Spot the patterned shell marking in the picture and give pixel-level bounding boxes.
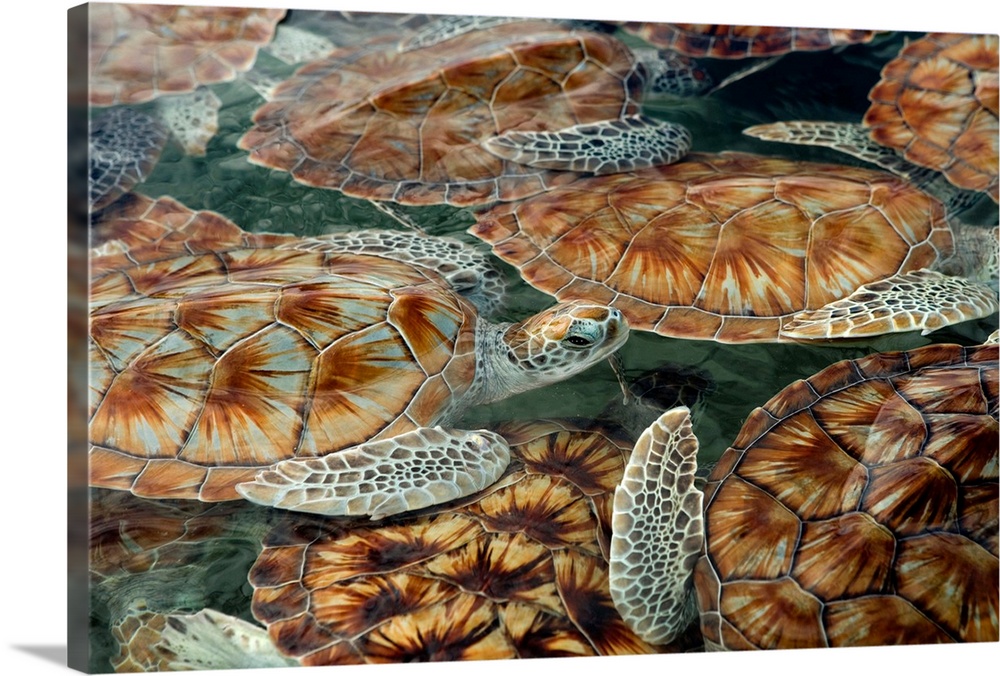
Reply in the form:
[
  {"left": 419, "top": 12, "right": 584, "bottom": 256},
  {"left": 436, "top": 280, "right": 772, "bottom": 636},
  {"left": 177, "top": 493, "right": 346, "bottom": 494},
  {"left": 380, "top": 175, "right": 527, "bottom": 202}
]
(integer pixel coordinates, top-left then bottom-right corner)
[
  {"left": 696, "top": 342, "right": 999, "bottom": 649},
  {"left": 470, "top": 152, "right": 954, "bottom": 343},
  {"left": 88, "top": 4, "right": 287, "bottom": 106},
  {"left": 864, "top": 33, "right": 999, "bottom": 202},
  {"left": 238, "top": 21, "right": 645, "bottom": 206},
  {"left": 88, "top": 195, "right": 478, "bottom": 502},
  {"left": 247, "top": 420, "right": 700, "bottom": 665}
]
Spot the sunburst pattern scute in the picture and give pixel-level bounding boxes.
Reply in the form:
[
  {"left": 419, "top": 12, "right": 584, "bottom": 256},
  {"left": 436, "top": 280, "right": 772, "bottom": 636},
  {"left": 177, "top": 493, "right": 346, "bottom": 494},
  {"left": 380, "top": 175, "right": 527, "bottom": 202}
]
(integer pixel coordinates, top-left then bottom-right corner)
[{"left": 700, "top": 343, "right": 999, "bottom": 648}]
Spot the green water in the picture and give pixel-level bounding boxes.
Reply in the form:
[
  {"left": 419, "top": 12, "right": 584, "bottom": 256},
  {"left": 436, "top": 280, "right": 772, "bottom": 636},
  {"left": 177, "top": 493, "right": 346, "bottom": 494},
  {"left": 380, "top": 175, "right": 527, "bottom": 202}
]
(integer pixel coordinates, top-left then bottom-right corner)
[{"left": 87, "top": 12, "right": 999, "bottom": 672}]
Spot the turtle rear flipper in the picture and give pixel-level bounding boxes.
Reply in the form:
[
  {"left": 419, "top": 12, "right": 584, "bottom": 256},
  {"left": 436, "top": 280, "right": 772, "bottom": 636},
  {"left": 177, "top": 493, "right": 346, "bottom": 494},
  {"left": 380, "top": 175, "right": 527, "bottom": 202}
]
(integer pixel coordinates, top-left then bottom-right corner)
[
  {"left": 483, "top": 115, "right": 691, "bottom": 175},
  {"left": 236, "top": 427, "right": 511, "bottom": 520},
  {"left": 780, "top": 269, "right": 999, "bottom": 340}
]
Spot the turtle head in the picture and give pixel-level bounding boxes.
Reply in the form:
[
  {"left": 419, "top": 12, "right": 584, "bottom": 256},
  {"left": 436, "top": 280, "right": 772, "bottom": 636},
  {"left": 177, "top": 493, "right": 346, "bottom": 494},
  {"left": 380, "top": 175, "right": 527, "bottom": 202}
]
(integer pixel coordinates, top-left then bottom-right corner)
[
  {"left": 485, "top": 300, "right": 629, "bottom": 400},
  {"left": 632, "top": 47, "right": 713, "bottom": 97}
]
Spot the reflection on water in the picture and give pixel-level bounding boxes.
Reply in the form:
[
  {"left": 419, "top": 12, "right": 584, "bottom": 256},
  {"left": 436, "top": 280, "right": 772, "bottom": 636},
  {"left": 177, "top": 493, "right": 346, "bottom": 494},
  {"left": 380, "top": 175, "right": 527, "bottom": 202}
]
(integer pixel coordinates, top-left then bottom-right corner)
[{"left": 75, "top": 5, "right": 999, "bottom": 672}]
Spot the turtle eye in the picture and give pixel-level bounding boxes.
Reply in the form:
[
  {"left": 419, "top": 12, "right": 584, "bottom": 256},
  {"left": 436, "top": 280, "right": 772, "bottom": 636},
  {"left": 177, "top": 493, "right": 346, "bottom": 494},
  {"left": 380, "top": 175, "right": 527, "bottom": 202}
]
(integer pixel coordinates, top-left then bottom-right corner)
[{"left": 565, "top": 335, "right": 594, "bottom": 348}]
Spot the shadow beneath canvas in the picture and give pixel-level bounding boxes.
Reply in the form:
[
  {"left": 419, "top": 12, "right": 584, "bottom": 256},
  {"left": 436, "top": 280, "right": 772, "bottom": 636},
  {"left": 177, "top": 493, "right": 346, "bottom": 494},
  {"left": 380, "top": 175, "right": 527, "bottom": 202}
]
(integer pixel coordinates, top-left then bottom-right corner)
[{"left": 10, "top": 644, "right": 66, "bottom": 667}]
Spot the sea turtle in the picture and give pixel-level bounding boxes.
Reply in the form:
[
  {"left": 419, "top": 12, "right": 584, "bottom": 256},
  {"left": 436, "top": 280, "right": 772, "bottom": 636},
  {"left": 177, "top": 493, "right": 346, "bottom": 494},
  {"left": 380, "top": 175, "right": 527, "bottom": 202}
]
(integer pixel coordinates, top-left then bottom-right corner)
[
  {"left": 610, "top": 340, "right": 999, "bottom": 648},
  {"left": 87, "top": 4, "right": 288, "bottom": 155},
  {"left": 91, "top": 364, "right": 716, "bottom": 670},
  {"left": 88, "top": 193, "right": 627, "bottom": 516},
  {"left": 618, "top": 23, "right": 877, "bottom": 59},
  {"left": 744, "top": 32, "right": 999, "bottom": 204},
  {"left": 238, "top": 20, "right": 693, "bottom": 207},
  {"left": 469, "top": 151, "right": 998, "bottom": 343},
  {"left": 87, "top": 3, "right": 286, "bottom": 106},
  {"left": 395, "top": 14, "right": 714, "bottom": 98}
]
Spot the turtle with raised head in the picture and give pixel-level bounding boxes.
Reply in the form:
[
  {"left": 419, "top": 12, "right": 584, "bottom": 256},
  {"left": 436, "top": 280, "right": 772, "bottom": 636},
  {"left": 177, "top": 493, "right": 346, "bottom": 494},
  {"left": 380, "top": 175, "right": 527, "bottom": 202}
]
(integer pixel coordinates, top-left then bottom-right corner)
[
  {"left": 89, "top": 193, "right": 627, "bottom": 517},
  {"left": 610, "top": 340, "right": 998, "bottom": 648},
  {"left": 91, "top": 365, "right": 715, "bottom": 670},
  {"left": 470, "top": 151, "right": 997, "bottom": 344},
  {"left": 238, "top": 19, "right": 693, "bottom": 207}
]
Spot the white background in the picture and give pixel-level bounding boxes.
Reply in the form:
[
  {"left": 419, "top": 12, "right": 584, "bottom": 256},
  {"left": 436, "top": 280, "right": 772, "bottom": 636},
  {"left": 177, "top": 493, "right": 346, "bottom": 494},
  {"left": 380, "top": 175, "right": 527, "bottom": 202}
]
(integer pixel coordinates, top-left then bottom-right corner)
[{"left": 2, "top": 0, "right": 997, "bottom": 673}]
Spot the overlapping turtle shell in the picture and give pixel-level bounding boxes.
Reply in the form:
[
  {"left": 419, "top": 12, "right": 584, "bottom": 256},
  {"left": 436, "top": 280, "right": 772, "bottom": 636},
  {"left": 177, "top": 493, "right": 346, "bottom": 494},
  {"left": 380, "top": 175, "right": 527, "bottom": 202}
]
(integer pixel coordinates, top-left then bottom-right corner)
[
  {"left": 247, "top": 420, "right": 699, "bottom": 665},
  {"left": 864, "top": 33, "right": 999, "bottom": 203},
  {"left": 470, "top": 151, "right": 954, "bottom": 343},
  {"left": 88, "top": 488, "right": 279, "bottom": 672},
  {"left": 238, "top": 21, "right": 645, "bottom": 206},
  {"left": 88, "top": 3, "right": 287, "bottom": 106},
  {"left": 695, "top": 342, "right": 999, "bottom": 649},
  {"left": 88, "top": 195, "right": 479, "bottom": 502},
  {"left": 620, "top": 23, "right": 876, "bottom": 58}
]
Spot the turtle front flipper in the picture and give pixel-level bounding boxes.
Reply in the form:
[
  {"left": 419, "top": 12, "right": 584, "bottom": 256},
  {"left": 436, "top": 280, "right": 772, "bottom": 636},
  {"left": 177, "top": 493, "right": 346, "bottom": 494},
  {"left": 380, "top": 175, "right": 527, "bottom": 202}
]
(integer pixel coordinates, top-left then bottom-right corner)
[
  {"left": 609, "top": 406, "right": 704, "bottom": 646},
  {"left": 483, "top": 114, "right": 691, "bottom": 175},
  {"left": 780, "top": 269, "right": 999, "bottom": 340},
  {"left": 236, "top": 427, "right": 511, "bottom": 520}
]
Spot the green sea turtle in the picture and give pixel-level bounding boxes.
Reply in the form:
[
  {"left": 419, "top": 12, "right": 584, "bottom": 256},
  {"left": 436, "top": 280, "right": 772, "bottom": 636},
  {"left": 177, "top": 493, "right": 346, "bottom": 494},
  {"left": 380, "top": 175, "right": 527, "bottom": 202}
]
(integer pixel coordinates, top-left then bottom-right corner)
[
  {"left": 88, "top": 194, "right": 627, "bottom": 517},
  {"left": 610, "top": 340, "right": 998, "bottom": 648},
  {"left": 238, "top": 19, "right": 693, "bottom": 207},
  {"left": 743, "top": 32, "right": 998, "bottom": 205},
  {"left": 618, "top": 23, "right": 877, "bottom": 59},
  {"left": 87, "top": 4, "right": 289, "bottom": 156},
  {"left": 90, "top": 364, "right": 716, "bottom": 670},
  {"left": 470, "top": 151, "right": 998, "bottom": 343}
]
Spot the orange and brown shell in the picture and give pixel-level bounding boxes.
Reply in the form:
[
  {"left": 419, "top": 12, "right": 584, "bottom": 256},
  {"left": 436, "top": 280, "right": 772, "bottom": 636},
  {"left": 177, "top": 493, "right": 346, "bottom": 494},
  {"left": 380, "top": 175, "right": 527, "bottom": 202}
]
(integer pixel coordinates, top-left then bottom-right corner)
[
  {"left": 238, "top": 21, "right": 645, "bottom": 207},
  {"left": 247, "top": 420, "right": 701, "bottom": 664},
  {"left": 88, "top": 4, "right": 286, "bottom": 106},
  {"left": 470, "top": 151, "right": 954, "bottom": 343},
  {"left": 88, "top": 194, "right": 479, "bottom": 502},
  {"left": 695, "top": 342, "right": 999, "bottom": 649},
  {"left": 864, "top": 33, "right": 999, "bottom": 203},
  {"left": 620, "top": 23, "right": 876, "bottom": 58}
]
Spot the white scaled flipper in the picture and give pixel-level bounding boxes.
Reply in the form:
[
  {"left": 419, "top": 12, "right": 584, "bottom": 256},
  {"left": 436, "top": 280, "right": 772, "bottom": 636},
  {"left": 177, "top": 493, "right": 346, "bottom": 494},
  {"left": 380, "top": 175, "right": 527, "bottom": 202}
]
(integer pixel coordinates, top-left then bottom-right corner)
[
  {"left": 483, "top": 115, "right": 691, "bottom": 175},
  {"left": 155, "top": 88, "right": 221, "bottom": 156},
  {"left": 609, "top": 406, "right": 704, "bottom": 645},
  {"left": 236, "top": 427, "right": 511, "bottom": 520},
  {"left": 157, "top": 609, "right": 297, "bottom": 670},
  {"left": 780, "top": 269, "right": 1000, "bottom": 340}
]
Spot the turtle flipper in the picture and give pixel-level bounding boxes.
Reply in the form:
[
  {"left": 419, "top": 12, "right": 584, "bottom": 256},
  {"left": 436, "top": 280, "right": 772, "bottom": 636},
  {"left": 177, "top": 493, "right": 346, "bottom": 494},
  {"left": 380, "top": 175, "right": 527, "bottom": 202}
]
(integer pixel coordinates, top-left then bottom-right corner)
[
  {"left": 236, "top": 427, "right": 511, "bottom": 520},
  {"left": 154, "top": 609, "right": 297, "bottom": 670},
  {"left": 154, "top": 88, "right": 222, "bottom": 156},
  {"left": 483, "top": 114, "right": 691, "bottom": 175},
  {"left": 283, "top": 229, "right": 506, "bottom": 317},
  {"left": 780, "top": 269, "right": 1000, "bottom": 340},
  {"left": 609, "top": 406, "right": 703, "bottom": 646},
  {"left": 743, "top": 120, "right": 981, "bottom": 213}
]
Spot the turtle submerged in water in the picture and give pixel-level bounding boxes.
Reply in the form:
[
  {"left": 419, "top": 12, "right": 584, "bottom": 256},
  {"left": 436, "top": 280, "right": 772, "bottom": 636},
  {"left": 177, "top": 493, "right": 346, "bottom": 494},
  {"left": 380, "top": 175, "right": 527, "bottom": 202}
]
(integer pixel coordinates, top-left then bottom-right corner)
[
  {"left": 471, "top": 151, "right": 998, "bottom": 343},
  {"left": 89, "top": 194, "right": 627, "bottom": 517},
  {"left": 611, "top": 340, "right": 999, "bottom": 648},
  {"left": 238, "top": 19, "right": 693, "bottom": 207},
  {"left": 91, "top": 363, "right": 716, "bottom": 669}
]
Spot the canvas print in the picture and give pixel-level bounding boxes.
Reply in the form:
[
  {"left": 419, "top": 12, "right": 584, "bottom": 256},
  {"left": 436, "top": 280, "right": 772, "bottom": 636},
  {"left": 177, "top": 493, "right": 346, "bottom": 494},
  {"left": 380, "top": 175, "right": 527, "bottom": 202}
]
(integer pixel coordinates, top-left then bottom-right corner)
[{"left": 68, "top": 3, "right": 999, "bottom": 673}]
